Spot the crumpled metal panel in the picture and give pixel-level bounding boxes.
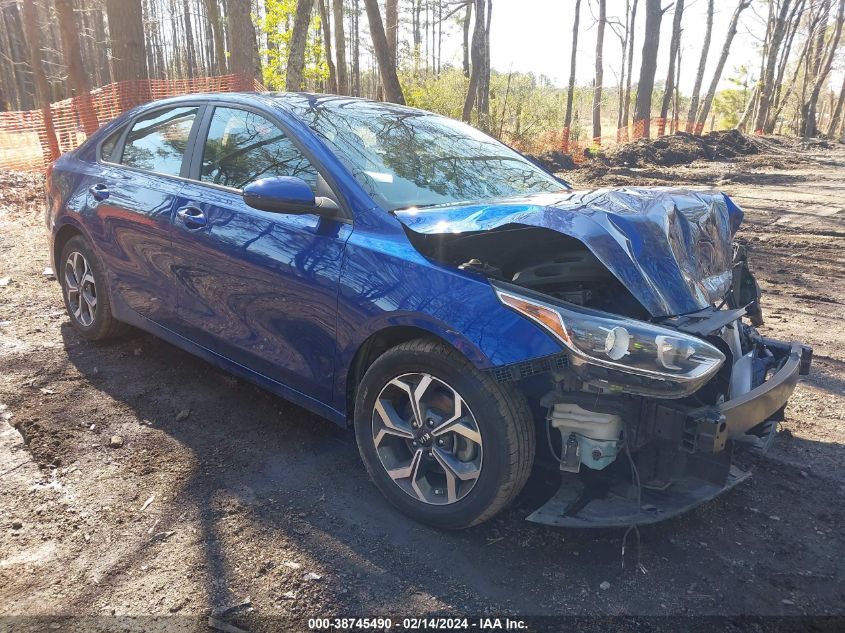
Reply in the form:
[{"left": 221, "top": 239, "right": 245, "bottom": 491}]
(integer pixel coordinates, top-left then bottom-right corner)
[{"left": 395, "top": 187, "right": 743, "bottom": 317}]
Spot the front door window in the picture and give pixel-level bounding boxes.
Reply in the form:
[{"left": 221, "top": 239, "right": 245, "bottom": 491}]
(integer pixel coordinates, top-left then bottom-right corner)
[{"left": 201, "top": 107, "right": 318, "bottom": 191}]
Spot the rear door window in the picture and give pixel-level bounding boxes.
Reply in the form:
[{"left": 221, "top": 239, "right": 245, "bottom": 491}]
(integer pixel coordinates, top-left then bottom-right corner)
[
  {"left": 120, "top": 106, "right": 198, "bottom": 176},
  {"left": 200, "top": 107, "right": 318, "bottom": 191}
]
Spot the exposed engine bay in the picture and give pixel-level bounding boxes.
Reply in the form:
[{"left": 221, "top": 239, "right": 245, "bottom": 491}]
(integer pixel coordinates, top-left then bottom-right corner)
[{"left": 408, "top": 225, "right": 650, "bottom": 320}]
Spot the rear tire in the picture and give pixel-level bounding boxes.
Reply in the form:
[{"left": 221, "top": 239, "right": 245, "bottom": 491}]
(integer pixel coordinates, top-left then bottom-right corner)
[
  {"left": 354, "top": 337, "right": 535, "bottom": 529},
  {"left": 60, "top": 235, "right": 126, "bottom": 341}
]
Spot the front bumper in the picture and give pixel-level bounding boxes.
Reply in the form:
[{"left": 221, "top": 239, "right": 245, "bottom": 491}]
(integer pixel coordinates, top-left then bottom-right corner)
[
  {"left": 721, "top": 340, "right": 810, "bottom": 436},
  {"left": 526, "top": 338, "right": 812, "bottom": 528}
]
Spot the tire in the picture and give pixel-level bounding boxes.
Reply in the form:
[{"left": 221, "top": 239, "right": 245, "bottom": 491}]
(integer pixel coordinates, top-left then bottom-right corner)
[
  {"left": 354, "top": 337, "right": 535, "bottom": 529},
  {"left": 59, "top": 235, "right": 126, "bottom": 340}
]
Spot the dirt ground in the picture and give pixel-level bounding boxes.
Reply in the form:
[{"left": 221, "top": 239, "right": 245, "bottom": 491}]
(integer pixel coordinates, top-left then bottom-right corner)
[{"left": 1, "top": 138, "right": 844, "bottom": 632}]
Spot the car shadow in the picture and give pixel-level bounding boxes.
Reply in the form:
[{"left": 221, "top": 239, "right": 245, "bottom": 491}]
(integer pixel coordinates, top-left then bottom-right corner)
[{"left": 56, "top": 322, "right": 845, "bottom": 620}]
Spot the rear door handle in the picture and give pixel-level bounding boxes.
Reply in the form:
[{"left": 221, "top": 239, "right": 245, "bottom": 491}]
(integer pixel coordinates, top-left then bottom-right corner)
[
  {"left": 176, "top": 206, "right": 207, "bottom": 228},
  {"left": 89, "top": 183, "right": 109, "bottom": 201}
]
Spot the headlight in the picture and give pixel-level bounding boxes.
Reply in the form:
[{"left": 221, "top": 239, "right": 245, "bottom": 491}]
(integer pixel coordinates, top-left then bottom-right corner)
[{"left": 494, "top": 283, "right": 725, "bottom": 398}]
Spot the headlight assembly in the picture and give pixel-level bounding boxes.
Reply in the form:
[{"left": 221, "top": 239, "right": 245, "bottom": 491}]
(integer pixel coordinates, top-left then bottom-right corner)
[{"left": 494, "top": 283, "right": 725, "bottom": 398}]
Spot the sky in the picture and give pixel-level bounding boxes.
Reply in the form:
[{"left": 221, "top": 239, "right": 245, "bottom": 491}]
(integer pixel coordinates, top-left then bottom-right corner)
[{"left": 435, "top": 0, "right": 844, "bottom": 95}]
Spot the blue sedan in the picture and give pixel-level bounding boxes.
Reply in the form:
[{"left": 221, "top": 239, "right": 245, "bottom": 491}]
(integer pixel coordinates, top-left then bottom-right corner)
[{"left": 46, "top": 93, "right": 809, "bottom": 528}]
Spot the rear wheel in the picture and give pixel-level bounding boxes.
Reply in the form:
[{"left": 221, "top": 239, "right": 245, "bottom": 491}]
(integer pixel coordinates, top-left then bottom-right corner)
[
  {"left": 60, "top": 235, "right": 126, "bottom": 340},
  {"left": 354, "top": 338, "right": 535, "bottom": 529}
]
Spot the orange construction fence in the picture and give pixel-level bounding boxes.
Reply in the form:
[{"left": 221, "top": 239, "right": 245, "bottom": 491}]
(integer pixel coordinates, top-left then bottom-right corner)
[
  {"left": 2, "top": 75, "right": 723, "bottom": 172},
  {"left": 0, "top": 73, "right": 263, "bottom": 172}
]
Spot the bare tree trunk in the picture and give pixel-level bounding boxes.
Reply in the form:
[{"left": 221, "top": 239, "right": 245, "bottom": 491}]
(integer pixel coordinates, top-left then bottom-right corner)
[
  {"left": 363, "top": 0, "right": 404, "bottom": 103},
  {"left": 92, "top": 0, "right": 111, "bottom": 85},
  {"left": 768, "top": 13, "right": 817, "bottom": 131},
  {"left": 332, "top": 0, "right": 349, "bottom": 94},
  {"left": 4, "top": 3, "right": 35, "bottom": 110},
  {"left": 827, "top": 71, "right": 845, "bottom": 138},
  {"left": 633, "top": 0, "right": 663, "bottom": 138},
  {"left": 205, "top": 0, "right": 227, "bottom": 74},
  {"left": 43, "top": 2, "right": 63, "bottom": 100},
  {"left": 658, "top": 0, "right": 684, "bottom": 134},
  {"left": 437, "top": 0, "right": 443, "bottom": 75},
  {"left": 686, "top": 0, "right": 713, "bottom": 131},
  {"left": 286, "top": 0, "right": 315, "bottom": 90},
  {"left": 802, "top": 0, "right": 844, "bottom": 137},
  {"left": 799, "top": 0, "right": 831, "bottom": 134},
  {"left": 54, "top": 0, "right": 99, "bottom": 134},
  {"left": 226, "top": 0, "right": 259, "bottom": 84},
  {"left": 0, "top": 5, "right": 23, "bottom": 109},
  {"left": 412, "top": 0, "right": 421, "bottom": 69},
  {"left": 22, "top": 0, "right": 60, "bottom": 161},
  {"left": 385, "top": 0, "right": 398, "bottom": 67},
  {"left": 615, "top": 0, "right": 630, "bottom": 135},
  {"left": 202, "top": 0, "right": 214, "bottom": 73},
  {"left": 352, "top": 0, "right": 361, "bottom": 95},
  {"left": 753, "top": 0, "right": 793, "bottom": 134},
  {"left": 106, "top": 0, "right": 148, "bottom": 82},
  {"left": 695, "top": 0, "right": 751, "bottom": 132},
  {"left": 563, "top": 0, "right": 581, "bottom": 148},
  {"left": 182, "top": 0, "right": 198, "bottom": 78},
  {"left": 766, "top": 0, "right": 805, "bottom": 132},
  {"left": 462, "top": 0, "right": 485, "bottom": 122},
  {"left": 736, "top": 84, "right": 758, "bottom": 130},
  {"left": 462, "top": 1, "right": 472, "bottom": 77},
  {"left": 622, "top": 0, "right": 638, "bottom": 132},
  {"left": 318, "top": 0, "right": 338, "bottom": 92},
  {"left": 748, "top": 0, "right": 775, "bottom": 130},
  {"left": 672, "top": 46, "right": 681, "bottom": 132},
  {"left": 477, "top": 0, "right": 492, "bottom": 124},
  {"left": 592, "top": 0, "right": 606, "bottom": 143}
]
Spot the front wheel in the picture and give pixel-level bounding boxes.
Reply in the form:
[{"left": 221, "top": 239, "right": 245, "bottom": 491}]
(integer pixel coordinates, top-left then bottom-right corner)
[{"left": 354, "top": 338, "right": 535, "bottom": 529}]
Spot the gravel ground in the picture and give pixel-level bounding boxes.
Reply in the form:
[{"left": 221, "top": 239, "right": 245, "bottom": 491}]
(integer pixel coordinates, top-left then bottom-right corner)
[{"left": 1, "top": 140, "right": 844, "bottom": 632}]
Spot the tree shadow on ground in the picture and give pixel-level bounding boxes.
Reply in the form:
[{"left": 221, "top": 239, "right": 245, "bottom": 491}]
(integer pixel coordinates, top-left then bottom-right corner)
[{"left": 56, "top": 323, "right": 845, "bottom": 625}]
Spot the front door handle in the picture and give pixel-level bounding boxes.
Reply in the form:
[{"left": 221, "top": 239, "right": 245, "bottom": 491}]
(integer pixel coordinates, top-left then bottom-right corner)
[
  {"left": 176, "top": 206, "right": 207, "bottom": 228},
  {"left": 89, "top": 183, "right": 109, "bottom": 201}
]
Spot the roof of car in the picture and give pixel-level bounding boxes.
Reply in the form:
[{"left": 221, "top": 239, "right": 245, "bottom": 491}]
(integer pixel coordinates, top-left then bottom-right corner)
[{"left": 134, "top": 91, "right": 431, "bottom": 118}]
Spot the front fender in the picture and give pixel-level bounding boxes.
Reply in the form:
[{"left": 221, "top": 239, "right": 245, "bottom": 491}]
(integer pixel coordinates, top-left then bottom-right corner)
[{"left": 332, "top": 229, "right": 563, "bottom": 413}]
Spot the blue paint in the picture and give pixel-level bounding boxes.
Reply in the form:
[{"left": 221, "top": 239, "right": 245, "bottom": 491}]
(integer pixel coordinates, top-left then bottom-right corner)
[{"left": 395, "top": 187, "right": 742, "bottom": 317}]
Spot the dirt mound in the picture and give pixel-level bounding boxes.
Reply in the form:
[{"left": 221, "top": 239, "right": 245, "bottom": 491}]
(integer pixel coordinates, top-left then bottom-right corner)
[
  {"left": 705, "top": 129, "right": 760, "bottom": 159},
  {"left": 526, "top": 150, "right": 577, "bottom": 173},
  {"left": 602, "top": 130, "right": 759, "bottom": 167}
]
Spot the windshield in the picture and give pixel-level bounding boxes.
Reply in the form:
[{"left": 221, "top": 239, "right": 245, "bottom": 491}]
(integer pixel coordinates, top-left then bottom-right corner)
[{"left": 281, "top": 96, "right": 566, "bottom": 211}]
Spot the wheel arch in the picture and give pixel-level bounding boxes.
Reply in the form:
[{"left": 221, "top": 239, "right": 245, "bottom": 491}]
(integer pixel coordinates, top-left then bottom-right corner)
[
  {"left": 53, "top": 222, "right": 86, "bottom": 277},
  {"left": 343, "top": 325, "right": 480, "bottom": 426}
]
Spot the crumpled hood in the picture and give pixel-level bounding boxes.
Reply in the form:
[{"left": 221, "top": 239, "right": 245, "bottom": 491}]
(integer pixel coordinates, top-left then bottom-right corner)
[{"left": 395, "top": 187, "right": 743, "bottom": 317}]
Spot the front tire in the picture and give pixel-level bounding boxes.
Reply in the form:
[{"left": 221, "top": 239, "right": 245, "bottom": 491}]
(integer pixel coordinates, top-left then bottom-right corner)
[
  {"left": 354, "top": 338, "right": 535, "bottom": 529},
  {"left": 60, "top": 235, "right": 126, "bottom": 340}
]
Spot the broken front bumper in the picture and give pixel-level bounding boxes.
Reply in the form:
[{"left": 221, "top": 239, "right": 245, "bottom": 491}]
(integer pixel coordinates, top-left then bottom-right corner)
[
  {"left": 527, "top": 338, "right": 812, "bottom": 528},
  {"left": 721, "top": 340, "right": 810, "bottom": 436}
]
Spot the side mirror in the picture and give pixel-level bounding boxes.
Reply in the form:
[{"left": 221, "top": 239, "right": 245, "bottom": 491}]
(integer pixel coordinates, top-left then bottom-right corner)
[
  {"left": 243, "top": 176, "right": 316, "bottom": 214},
  {"left": 242, "top": 176, "right": 342, "bottom": 220}
]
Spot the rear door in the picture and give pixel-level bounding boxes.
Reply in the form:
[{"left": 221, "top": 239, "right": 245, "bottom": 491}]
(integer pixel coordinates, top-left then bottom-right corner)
[
  {"left": 169, "top": 104, "right": 352, "bottom": 403},
  {"left": 92, "top": 104, "right": 201, "bottom": 326}
]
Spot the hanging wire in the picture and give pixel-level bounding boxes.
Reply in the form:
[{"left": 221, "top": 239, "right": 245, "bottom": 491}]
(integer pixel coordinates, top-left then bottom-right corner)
[{"left": 621, "top": 439, "right": 646, "bottom": 574}]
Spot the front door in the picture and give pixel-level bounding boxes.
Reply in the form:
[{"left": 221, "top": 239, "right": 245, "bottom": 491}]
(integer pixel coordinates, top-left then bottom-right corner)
[{"left": 170, "top": 105, "right": 351, "bottom": 403}]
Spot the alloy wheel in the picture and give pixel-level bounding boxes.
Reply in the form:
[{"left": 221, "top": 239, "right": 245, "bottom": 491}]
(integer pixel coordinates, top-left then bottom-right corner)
[
  {"left": 371, "top": 372, "right": 483, "bottom": 505},
  {"left": 64, "top": 251, "right": 97, "bottom": 327}
]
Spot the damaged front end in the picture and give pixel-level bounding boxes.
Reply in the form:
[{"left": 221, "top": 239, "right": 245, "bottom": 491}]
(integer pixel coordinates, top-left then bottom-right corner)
[{"left": 396, "top": 188, "right": 812, "bottom": 527}]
